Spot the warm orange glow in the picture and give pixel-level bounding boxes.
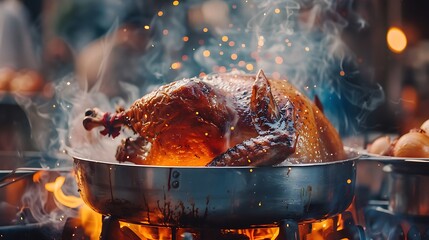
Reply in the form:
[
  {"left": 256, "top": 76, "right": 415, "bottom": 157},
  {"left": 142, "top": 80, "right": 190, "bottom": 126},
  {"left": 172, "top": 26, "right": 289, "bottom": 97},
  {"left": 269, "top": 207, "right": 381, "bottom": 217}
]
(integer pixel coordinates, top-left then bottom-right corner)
[
  {"left": 387, "top": 27, "right": 407, "bottom": 53},
  {"left": 45, "top": 176, "right": 100, "bottom": 240},
  {"left": 232, "top": 228, "right": 279, "bottom": 239},
  {"left": 203, "top": 50, "right": 211, "bottom": 57},
  {"left": 144, "top": 25, "right": 150, "bottom": 30},
  {"left": 203, "top": 27, "right": 209, "bottom": 33},
  {"left": 182, "top": 36, "right": 189, "bottom": 42},
  {"left": 79, "top": 204, "right": 102, "bottom": 240},
  {"left": 246, "top": 63, "right": 254, "bottom": 71},
  {"left": 401, "top": 85, "right": 418, "bottom": 113},
  {"left": 32, "top": 171, "right": 43, "bottom": 182},
  {"left": 306, "top": 218, "right": 336, "bottom": 239},
  {"left": 340, "top": 70, "right": 345, "bottom": 76},
  {"left": 157, "top": 11, "right": 164, "bottom": 17},
  {"left": 274, "top": 8, "right": 281, "bottom": 14},
  {"left": 275, "top": 56, "right": 283, "bottom": 64},
  {"left": 171, "top": 62, "right": 182, "bottom": 70},
  {"left": 199, "top": 72, "right": 207, "bottom": 77},
  {"left": 45, "top": 176, "right": 83, "bottom": 209},
  {"left": 121, "top": 225, "right": 172, "bottom": 239},
  {"left": 222, "top": 35, "right": 229, "bottom": 42},
  {"left": 172, "top": 0, "right": 179, "bottom": 6},
  {"left": 231, "top": 53, "right": 238, "bottom": 60}
]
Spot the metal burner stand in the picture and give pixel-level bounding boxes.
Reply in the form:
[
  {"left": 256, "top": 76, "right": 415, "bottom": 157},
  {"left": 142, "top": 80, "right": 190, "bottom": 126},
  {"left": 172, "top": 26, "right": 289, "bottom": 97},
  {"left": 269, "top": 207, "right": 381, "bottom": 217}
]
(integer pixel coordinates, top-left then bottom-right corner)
[{"left": 99, "top": 212, "right": 365, "bottom": 240}]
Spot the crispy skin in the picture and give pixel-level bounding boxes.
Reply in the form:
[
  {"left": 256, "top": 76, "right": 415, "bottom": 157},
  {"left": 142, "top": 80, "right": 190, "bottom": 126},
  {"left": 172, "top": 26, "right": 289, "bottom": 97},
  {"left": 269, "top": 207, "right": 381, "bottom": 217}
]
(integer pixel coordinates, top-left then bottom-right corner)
[
  {"left": 268, "top": 79, "right": 345, "bottom": 162},
  {"left": 119, "top": 73, "right": 345, "bottom": 166}
]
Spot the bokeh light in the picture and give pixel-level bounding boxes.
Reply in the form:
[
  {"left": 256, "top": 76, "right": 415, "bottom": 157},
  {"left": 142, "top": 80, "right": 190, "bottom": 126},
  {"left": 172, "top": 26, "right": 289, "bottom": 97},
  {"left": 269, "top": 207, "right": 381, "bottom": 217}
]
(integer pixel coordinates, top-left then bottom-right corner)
[{"left": 387, "top": 27, "right": 407, "bottom": 53}]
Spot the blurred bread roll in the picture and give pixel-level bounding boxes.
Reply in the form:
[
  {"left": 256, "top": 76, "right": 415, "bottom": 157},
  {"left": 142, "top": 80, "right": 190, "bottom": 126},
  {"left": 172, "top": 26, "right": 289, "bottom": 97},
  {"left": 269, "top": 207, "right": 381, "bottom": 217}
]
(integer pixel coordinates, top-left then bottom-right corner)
[
  {"left": 0, "top": 67, "right": 16, "bottom": 91},
  {"left": 9, "top": 70, "right": 44, "bottom": 94}
]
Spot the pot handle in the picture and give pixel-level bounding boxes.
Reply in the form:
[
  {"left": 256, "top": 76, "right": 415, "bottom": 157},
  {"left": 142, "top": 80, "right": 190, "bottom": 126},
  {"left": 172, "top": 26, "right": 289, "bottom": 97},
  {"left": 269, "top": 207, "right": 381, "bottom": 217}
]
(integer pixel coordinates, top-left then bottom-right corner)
[
  {"left": 358, "top": 153, "right": 429, "bottom": 164},
  {"left": 0, "top": 167, "right": 71, "bottom": 189}
]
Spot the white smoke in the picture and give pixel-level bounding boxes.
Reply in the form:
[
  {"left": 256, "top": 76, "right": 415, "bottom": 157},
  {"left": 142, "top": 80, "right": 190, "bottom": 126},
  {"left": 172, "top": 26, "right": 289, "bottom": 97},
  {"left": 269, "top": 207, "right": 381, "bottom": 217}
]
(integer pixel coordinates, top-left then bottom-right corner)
[
  {"left": 11, "top": 0, "right": 386, "bottom": 164},
  {"left": 184, "top": 0, "right": 384, "bottom": 135},
  {"left": 2, "top": 0, "right": 387, "bottom": 237}
]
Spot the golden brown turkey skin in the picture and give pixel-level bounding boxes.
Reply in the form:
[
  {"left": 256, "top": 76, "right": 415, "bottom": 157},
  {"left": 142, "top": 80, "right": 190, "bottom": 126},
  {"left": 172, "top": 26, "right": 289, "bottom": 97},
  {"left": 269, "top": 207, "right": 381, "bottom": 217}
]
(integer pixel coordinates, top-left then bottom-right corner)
[
  {"left": 123, "top": 78, "right": 236, "bottom": 166},
  {"left": 110, "top": 72, "right": 345, "bottom": 166}
]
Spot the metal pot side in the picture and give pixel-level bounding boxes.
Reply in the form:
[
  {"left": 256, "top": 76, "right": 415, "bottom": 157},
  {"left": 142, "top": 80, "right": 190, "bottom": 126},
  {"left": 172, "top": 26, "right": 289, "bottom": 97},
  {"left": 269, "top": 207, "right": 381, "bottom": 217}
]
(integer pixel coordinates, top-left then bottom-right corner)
[
  {"left": 73, "top": 157, "right": 357, "bottom": 228},
  {"left": 388, "top": 171, "right": 429, "bottom": 216}
]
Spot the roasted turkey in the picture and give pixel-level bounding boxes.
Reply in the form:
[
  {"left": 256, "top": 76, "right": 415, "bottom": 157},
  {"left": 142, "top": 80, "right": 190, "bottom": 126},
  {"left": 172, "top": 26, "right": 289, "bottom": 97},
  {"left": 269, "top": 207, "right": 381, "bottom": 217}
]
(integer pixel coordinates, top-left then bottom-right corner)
[{"left": 83, "top": 70, "right": 345, "bottom": 166}]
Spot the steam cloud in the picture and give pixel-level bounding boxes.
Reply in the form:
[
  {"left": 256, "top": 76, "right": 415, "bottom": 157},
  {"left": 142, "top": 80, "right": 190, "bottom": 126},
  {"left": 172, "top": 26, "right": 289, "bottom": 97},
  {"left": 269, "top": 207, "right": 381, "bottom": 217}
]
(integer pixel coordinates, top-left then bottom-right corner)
[
  {"left": 4, "top": 0, "right": 385, "bottom": 163},
  {"left": 28, "top": 0, "right": 385, "bottom": 160},
  {"left": 5, "top": 0, "right": 386, "bottom": 236}
]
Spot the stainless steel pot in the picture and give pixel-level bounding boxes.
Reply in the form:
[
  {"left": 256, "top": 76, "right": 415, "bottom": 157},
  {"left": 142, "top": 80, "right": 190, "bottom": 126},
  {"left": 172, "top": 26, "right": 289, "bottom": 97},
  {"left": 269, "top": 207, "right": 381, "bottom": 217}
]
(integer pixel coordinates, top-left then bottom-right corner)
[
  {"left": 384, "top": 163, "right": 429, "bottom": 217},
  {"left": 356, "top": 152, "right": 429, "bottom": 216},
  {"left": 73, "top": 152, "right": 358, "bottom": 228}
]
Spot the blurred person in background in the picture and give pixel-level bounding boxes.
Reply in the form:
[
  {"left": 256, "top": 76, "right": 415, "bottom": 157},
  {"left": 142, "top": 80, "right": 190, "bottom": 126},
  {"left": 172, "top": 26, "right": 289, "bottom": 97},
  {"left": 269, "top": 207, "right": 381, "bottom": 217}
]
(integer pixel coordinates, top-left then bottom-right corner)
[
  {"left": 0, "top": 0, "right": 38, "bottom": 69},
  {"left": 0, "top": 0, "right": 41, "bottom": 152},
  {"left": 51, "top": 0, "right": 231, "bottom": 99}
]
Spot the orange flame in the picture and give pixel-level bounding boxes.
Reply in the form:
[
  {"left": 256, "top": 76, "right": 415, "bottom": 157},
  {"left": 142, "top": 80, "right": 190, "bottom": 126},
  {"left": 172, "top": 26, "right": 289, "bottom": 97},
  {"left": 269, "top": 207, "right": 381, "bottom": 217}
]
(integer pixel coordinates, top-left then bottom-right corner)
[
  {"left": 44, "top": 176, "right": 83, "bottom": 209},
  {"left": 44, "top": 175, "right": 101, "bottom": 240},
  {"left": 79, "top": 205, "right": 102, "bottom": 240}
]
